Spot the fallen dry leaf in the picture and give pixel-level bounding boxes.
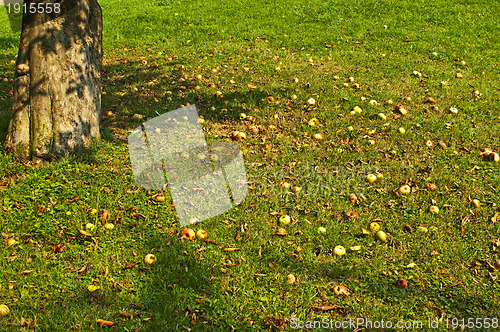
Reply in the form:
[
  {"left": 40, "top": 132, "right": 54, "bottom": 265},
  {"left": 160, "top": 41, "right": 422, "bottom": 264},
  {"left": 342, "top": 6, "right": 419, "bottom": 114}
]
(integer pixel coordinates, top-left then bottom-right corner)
[
  {"left": 491, "top": 212, "right": 499, "bottom": 223},
  {"left": 115, "top": 312, "right": 139, "bottom": 318},
  {"left": 223, "top": 248, "right": 242, "bottom": 252},
  {"left": 313, "top": 305, "right": 344, "bottom": 311},
  {"left": 78, "top": 229, "right": 93, "bottom": 237},
  {"left": 123, "top": 262, "right": 138, "bottom": 269},
  {"left": 51, "top": 243, "right": 67, "bottom": 253},
  {"left": 96, "top": 319, "right": 117, "bottom": 327}
]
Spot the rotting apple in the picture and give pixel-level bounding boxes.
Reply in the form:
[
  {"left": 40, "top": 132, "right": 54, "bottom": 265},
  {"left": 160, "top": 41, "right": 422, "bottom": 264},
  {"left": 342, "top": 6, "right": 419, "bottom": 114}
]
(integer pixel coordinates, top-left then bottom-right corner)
[
  {"left": 395, "top": 278, "right": 407, "bottom": 289},
  {"left": 182, "top": 228, "right": 196, "bottom": 240},
  {"left": 287, "top": 274, "right": 296, "bottom": 285},
  {"left": 426, "top": 183, "right": 437, "bottom": 191},
  {"left": 428, "top": 206, "right": 440, "bottom": 214},
  {"left": 399, "top": 185, "right": 411, "bottom": 194},
  {"left": 196, "top": 229, "right": 209, "bottom": 240},
  {"left": 144, "top": 254, "right": 156, "bottom": 265}
]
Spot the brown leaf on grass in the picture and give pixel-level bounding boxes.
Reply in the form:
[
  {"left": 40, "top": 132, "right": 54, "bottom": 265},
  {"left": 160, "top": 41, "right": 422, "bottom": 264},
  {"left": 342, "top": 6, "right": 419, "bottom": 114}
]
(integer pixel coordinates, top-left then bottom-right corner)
[
  {"left": 263, "top": 316, "right": 285, "bottom": 329},
  {"left": 77, "top": 263, "right": 92, "bottom": 278},
  {"left": 78, "top": 229, "right": 93, "bottom": 237},
  {"left": 235, "top": 231, "right": 241, "bottom": 241},
  {"left": 491, "top": 212, "right": 499, "bottom": 223},
  {"left": 313, "top": 305, "right": 344, "bottom": 311},
  {"left": 130, "top": 328, "right": 141, "bottom": 332},
  {"left": 113, "top": 282, "right": 122, "bottom": 292},
  {"left": 242, "top": 232, "right": 253, "bottom": 242},
  {"left": 96, "top": 319, "right": 117, "bottom": 327},
  {"left": 115, "top": 312, "right": 139, "bottom": 318},
  {"left": 223, "top": 248, "right": 242, "bottom": 252},
  {"left": 123, "top": 262, "right": 138, "bottom": 269},
  {"left": 51, "top": 243, "right": 67, "bottom": 253},
  {"left": 19, "top": 270, "right": 33, "bottom": 274}
]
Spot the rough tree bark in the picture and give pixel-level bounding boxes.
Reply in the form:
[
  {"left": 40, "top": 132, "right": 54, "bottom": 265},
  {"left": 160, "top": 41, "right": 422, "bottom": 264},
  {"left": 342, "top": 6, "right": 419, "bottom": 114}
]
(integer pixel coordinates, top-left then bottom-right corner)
[{"left": 4, "top": 0, "right": 102, "bottom": 160}]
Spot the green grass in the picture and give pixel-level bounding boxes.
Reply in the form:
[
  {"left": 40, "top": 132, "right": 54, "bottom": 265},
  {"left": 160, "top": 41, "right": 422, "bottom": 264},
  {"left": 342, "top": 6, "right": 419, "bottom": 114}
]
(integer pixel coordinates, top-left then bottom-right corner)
[{"left": 1, "top": 0, "right": 500, "bottom": 330}]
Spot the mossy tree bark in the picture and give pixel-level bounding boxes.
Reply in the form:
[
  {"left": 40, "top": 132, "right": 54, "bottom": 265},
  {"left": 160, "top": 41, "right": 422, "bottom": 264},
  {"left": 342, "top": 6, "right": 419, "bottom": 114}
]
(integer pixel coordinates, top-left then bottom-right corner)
[{"left": 4, "top": 0, "right": 102, "bottom": 160}]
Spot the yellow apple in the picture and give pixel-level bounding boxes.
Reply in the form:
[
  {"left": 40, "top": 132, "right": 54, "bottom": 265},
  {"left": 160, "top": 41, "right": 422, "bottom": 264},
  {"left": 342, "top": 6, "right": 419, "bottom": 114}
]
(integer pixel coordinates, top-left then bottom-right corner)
[
  {"left": 196, "top": 229, "right": 208, "bottom": 240},
  {"left": 144, "top": 254, "right": 156, "bottom": 265},
  {"left": 399, "top": 185, "right": 411, "bottom": 194},
  {"left": 0, "top": 304, "right": 9, "bottom": 316},
  {"left": 366, "top": 174, "right": 377, "bottom": 183},
  {"left": 279, "top": 215, "right": 291, "bottom": 225},
  {"left": 376, "top": 230, "right": 388, "bottom": 242},
  {"left": 333, "top": 245, "right": 346, "bottom": 256},
  {"left": 370, "top": 222, "right": 381, "bottom": 232}
]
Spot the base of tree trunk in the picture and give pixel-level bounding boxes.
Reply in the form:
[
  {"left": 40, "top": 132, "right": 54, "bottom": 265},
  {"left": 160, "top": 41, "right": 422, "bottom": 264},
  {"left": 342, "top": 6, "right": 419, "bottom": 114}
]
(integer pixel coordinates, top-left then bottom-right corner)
[{"left": 4, "top": 0, "right": 103, "bottom": 161}]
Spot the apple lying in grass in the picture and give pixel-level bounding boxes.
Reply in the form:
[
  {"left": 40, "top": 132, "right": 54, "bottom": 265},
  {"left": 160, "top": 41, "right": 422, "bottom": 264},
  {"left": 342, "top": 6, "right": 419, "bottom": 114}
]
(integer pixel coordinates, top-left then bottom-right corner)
[
  {"left": 0, "top": 304, "right": 9, "bottom": 316},
  {"left": 144, "top": 254, "right": 156, "bottom": 265},
  {"left": 399, "top": 185, "right": 411, "bottom": 194},
  {"left": 5, "top": 238, "right": 15, "bottom": 248},
  {"left": 376, "top": 230, "right": 388, "bottom": 242},
  {"left": 428, "top": 205, "right": 440, "bottom": 214},
  {"left": 182, "top": 228, "right": 196, "bottom": 240},
  {"left": 317, "top": 227, "right": 326, "bottom": 234},
  {"left": 287, "top": 274, "right": 296, "bottom": 285},
  {"left": 472, "top": 199, "right": 481, "bottom": 208},
  {"left": 279, "top": 215, "right": 291, "bottom": 225},
  {"left": 104, "top": 223, "right": 114, "bottom": 230},
  {"left": 395, "top": 278, "right": 408, "bottom": 289},
  {"left": 196, "top": 229, "right": 209, "bottom": 240},
  {"left": 370, "top": 222, "right": 381, "bottom": 232},
  {"left": 333, "top": 245, "right": 346, "bottom": 256},
  {"left": 366, "top": 174, "right": 377, "bottom": 183}
]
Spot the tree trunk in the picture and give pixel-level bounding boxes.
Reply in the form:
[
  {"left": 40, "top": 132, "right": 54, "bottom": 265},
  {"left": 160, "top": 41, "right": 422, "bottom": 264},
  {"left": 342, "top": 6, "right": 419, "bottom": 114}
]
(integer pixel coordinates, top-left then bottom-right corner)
[{"left": 4, "top": 0, "right": 102, "bottom": 160}]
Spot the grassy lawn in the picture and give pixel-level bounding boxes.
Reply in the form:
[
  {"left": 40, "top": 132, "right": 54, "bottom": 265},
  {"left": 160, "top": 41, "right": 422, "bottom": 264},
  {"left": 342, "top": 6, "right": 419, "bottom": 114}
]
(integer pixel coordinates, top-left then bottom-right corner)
[{"left": 1, "top": 0, "right": 500, "bottom": 330}]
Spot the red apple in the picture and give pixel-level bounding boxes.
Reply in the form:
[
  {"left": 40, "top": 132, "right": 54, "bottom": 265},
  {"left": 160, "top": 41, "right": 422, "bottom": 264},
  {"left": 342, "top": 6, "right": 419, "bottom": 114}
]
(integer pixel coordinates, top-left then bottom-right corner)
[{"left": 182, "top": 228, "right": 195, "bottom": 240}]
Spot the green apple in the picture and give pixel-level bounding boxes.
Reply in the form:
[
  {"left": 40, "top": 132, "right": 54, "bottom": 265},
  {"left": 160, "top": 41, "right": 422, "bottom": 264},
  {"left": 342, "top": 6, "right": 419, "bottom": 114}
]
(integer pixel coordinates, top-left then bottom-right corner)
[{"left": 376, "top": 230, "right": 388, "bottom": 242}]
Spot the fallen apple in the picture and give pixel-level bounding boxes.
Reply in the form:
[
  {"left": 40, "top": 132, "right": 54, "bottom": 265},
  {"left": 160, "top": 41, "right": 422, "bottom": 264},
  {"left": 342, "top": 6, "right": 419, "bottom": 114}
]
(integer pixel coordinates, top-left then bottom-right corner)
[
  {"left": 155, "top": 195, "right": 166, "bottom": 202},
  {"left": 188, "top": 217, "right": 199, "bottom": 225},
  {"left": 366, "top": 174, "right": 377, "bottom": 183},
  {"left": 399, "top": 184, "right": 411, "bottom": 194},
  {"left": 346, "top": 211, "right": 359, "bottom": 219},
  {"left": 182, "top": 228, "right": 196, "bottom": 240},
  {"left": 472, "top": 199, "right": 480, "bottom": 208},
  {"left": 492, "top": 153, "right": 500, "bottom": 162},
  {"left": 377, "top": 173, "right": 384, "bottom": 180},
  {"left": 361, "top": 228, "right": 370, "bottom": 236},
  {"left": 279, "top": 215, "right": 291, "bottom": 225},
  {"left": 239, "top": 113, "right": 247, "bottom": 120},
  {"left": 196, "top": 229, "right": 209, "bottom": 240},
  {"left": 352, "top": 106, "right": 362, "bottom": 114},
  {"left": 427, "top": 97, "right": 436, "bottom": 104},
  {"left": 376, "top": 230, "right": 388, "bottom": 242},
  {"left": 236, "top": 132, "right": 246, "bottom": 140},
  {"left": 333, "top": 245, "right": 346, "bottom": 256},
  {"left": 370, "top": 100, "right": 378, "bottom": 106},
  {"left": 426, "top": 183, "right": 437, "bottom": 191},
  {"left": 292, "top": 186, "right": 301, "bottom": 193},
  {"left": 104, "top": 223, "right": 114, "bottom": 230},
  {"left": 0, "top": 304, "right": 9, "bottom": 316},
  {"left": 313, "top": 133, "right": 324, "bottom": 140},
  {"left": 287, "top": 274, "right": 296, "bottom": 285},
  {"left": 308, "top": 118, "right": 318, "bottom": 126},
  {"left": 5, "top": 238, "right": 15, "bottom": 248},
  {"left": 395, "top": 278, "right": 407, "bottom": 289},
  {"left": 398, "top": 127, "right": 406, "bottom": 134},
  {"left": 317, "top": 227, "right": 326, "bottom": 234},
  {"left": 86, "top": 223, "right": 96, "bottom": 232},
  {"left": 307, "top": 97, "right": 316, "bottom": 105},
  {"left": 369, "top": 222, "right": 380, "bottom": 232},
  {"left": 348, "top": 193, "right": 358, "bottom": 203},
  {"left": 144, "top": 254, "right": 156, "bottom": 265},
  {"left": 449, "top": 107, "right": 458, "bottom": 114},
  {"left": 425, "top": 140, "right": 433, "bottom": 147},
  {"left": 378, "top": 113, "right": 387, "bottom": 120},
  {"left": 428, "top": 205, "right": 440, "bottom": 214},
  {"left": 333, "top": 284, "right": 350, "bottom": 295},
  {"left": 275, "top": 228, "right": 287, "bottom": 236},
  {"left": 347, "top": 126, "right": 354, "bottom": 131}
]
